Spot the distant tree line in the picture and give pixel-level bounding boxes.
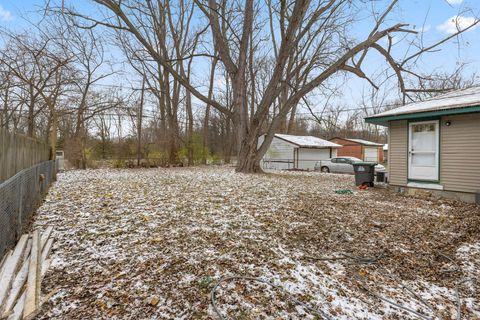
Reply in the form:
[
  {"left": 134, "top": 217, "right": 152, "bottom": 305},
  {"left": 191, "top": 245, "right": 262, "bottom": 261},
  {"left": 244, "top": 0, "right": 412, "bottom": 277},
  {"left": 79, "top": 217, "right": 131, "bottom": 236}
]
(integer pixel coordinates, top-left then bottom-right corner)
[{"left": 0, "top": 1, "right": 477, "bottom": 172}]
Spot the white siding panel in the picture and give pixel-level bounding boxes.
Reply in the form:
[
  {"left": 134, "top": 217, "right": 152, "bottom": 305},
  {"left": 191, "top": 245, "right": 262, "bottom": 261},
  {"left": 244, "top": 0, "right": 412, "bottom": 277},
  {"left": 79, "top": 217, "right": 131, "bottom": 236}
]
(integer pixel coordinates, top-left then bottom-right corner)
[
  {"left": 260, "top": 136, "right": 296, "bottom": 170},
  {"left": 297, "top": 148, "right": 330, "bottom": 170}
]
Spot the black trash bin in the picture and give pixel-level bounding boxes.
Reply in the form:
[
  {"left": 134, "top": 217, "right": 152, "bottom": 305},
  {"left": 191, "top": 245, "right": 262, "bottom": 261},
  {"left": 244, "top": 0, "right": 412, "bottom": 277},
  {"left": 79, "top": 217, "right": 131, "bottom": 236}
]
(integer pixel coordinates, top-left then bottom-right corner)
[
  {"left": 376, "top": 171, "right": 386, "bottom": 183},
  {"left": 352, "top": 162, "right": 376, "bottom": 187}
]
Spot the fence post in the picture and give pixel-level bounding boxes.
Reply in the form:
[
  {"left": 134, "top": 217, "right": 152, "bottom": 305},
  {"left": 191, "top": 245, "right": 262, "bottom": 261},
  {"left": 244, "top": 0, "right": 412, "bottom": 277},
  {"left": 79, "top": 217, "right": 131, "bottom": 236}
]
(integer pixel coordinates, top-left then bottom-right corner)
[
  {"left": 17, "top": 176, "right": 23, "bottom": 238},
  {"left": 53, "top": 159, "right": 57, "bottom": 181}
]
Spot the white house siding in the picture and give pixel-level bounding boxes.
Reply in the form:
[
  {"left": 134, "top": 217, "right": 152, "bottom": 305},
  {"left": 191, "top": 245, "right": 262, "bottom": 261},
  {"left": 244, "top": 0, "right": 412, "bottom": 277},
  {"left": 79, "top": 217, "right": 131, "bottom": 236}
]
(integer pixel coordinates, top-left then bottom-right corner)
[
  {"left": 259, "top": 135, "right": 296, "bottom": 170},
  {"left": 297, "top": 148, "right": 331, "bottom": 170},
  {"left": 364, "top": 147, "right": 379, "bottom": 162}
]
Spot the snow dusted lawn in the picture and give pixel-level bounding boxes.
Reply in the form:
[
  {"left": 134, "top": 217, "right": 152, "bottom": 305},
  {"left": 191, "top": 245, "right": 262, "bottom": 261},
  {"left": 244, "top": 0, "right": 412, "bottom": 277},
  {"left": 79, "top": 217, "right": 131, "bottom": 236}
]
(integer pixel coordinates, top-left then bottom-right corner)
[{"left": 34, "top": 167, "right": 479, "bottom": 319}]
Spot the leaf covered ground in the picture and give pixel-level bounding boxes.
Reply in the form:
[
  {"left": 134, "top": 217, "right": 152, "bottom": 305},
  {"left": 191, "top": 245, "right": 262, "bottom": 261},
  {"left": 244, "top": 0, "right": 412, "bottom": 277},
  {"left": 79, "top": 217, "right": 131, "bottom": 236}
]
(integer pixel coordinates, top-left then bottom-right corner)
[{"left": 33, "top": 167, "right": 479, "bottom": 319}]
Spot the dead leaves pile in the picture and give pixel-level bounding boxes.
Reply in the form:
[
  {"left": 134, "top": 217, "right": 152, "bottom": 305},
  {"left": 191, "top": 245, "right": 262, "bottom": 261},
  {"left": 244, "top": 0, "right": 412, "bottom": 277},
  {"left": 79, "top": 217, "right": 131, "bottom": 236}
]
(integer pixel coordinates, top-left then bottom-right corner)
[{"left": 31, "top": 167, "right": 479, "bottom": 319}]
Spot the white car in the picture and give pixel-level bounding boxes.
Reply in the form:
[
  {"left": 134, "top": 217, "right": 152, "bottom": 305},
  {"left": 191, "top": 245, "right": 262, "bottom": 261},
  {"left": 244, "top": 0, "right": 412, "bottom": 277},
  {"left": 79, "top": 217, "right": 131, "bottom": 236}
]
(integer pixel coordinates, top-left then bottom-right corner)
[{"left": 314, "top": 157, "right": 385, "bottom": 174}]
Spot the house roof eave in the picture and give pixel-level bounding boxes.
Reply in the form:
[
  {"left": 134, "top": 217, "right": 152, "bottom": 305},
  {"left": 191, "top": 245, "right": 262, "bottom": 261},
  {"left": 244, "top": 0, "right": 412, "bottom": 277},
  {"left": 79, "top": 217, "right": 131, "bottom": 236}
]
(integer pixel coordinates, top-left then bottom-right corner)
[{"left": 365, "top": 105, "right": 480, "bottom": 126}]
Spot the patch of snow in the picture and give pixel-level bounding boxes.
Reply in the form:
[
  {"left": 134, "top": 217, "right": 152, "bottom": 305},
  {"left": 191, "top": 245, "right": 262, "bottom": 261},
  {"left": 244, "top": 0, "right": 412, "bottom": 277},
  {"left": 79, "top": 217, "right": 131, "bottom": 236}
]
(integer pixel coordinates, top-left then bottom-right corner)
[
  {"left": 32, "top": 167, "right": 479, "bottom": 319},
  {"left": 275, "top": 133, "right": 342, "bottom": 148}
]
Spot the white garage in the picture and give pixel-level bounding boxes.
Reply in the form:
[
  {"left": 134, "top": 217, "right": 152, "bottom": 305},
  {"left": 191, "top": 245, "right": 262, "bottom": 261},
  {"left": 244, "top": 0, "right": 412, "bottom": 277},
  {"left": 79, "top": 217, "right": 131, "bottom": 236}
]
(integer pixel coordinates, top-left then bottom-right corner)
[{"left": 258, "top": 134, "right": 341, "bottom": 170}]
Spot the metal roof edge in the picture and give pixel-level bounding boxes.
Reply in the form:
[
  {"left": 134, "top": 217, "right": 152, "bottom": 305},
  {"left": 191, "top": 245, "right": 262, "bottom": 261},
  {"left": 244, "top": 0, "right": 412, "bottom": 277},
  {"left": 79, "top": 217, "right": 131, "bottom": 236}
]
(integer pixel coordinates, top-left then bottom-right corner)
[
  {"left": 330, "top": 137, "right": 382, "bottom": 146},
  {"left": 365, "top": 105, "right": 480, "bottom": 126},
  {"left": 274, "top": 134, "right": 341, "bottom": 148},
  {"left": 297, "top": 145, "right": 342, "bottom": 149},
  {"left": 273, "top": 134, "right": 301, "bottom": 146}
]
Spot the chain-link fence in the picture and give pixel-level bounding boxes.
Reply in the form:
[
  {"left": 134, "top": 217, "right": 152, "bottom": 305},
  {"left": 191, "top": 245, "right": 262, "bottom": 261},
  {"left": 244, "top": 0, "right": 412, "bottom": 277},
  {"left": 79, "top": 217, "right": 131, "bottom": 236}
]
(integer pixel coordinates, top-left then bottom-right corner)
[{"left": 0, "top": 160, "right": 56, "bottom": 258}]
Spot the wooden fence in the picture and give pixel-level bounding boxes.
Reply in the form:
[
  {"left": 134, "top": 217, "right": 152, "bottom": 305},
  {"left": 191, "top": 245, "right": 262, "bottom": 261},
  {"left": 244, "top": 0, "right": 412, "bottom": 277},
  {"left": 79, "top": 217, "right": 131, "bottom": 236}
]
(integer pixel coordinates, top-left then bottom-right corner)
[{"left": 0, "top": 129, "right": 50, "bottom": 182}]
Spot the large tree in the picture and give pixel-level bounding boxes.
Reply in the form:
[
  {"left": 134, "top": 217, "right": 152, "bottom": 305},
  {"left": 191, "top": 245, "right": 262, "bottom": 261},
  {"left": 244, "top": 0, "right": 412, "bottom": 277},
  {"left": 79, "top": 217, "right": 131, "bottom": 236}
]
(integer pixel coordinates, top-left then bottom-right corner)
[{"left": 68, "top": 0, "right": 479, "bottom": 172}]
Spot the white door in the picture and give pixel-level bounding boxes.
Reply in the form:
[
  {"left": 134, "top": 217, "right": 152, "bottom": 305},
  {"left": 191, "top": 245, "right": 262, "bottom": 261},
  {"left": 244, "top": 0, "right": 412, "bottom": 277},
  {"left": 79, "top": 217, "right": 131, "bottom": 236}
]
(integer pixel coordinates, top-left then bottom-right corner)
[
  {"left": 408, "top": 121, "right": 439, "bottom": 181},
  {"left": 364, "top": 147, "right": 378, "bottom": 162}
]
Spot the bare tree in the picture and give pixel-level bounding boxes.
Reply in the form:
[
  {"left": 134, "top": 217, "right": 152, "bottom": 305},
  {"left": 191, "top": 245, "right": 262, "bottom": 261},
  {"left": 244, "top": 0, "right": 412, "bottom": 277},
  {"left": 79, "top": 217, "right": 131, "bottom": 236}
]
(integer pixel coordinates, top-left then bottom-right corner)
[
  {"left": 137, "top": 77, "right": 146, "bottom": 166},
  {"left": 0, "top": 30, "right": 73, "bottom": 157},
  {"left": 92, "top": 109, "right": 112, "bottom": 160},
  {"left": 407, "top": 63, "right": 479, "bottom": 101},
  {"left": 62, "top": 1, "right": 480, "bottom": 172},
  {"left": 202, "top": 56, "right": 218, "bottom": 164}
]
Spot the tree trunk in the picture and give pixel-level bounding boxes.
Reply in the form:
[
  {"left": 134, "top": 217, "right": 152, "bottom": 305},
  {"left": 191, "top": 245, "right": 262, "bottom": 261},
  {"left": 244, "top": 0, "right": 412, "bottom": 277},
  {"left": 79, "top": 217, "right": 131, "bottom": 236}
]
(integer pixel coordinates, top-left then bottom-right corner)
[
  {"left": 236, "top": 139, "right": 262, "bottom": 172},
  {"left": 27, "top": 87, "right": 35, "bottom": 137},
  {"left": 45, "top": 115, "right": 52, "bottom": 146},
  {"left": 2, "top": 83, "right": 9, "bottom": 129},
  {"left": 224, "top": 117, "right": 232, "bottom": 164},
  {"left": 185, "top": 89, "right": 194, "bottom": 166},
  {"left": 80, "top": 131, "right": 87, "bottom": 169},
  {"left": 235, "top": 116, "right": 263, "bottom": 173},
  {"left": 50, "top": 111, "right": 58, "bottom": 160},
  {"left": 164, "top": 69, "right": 180, "bottom": 165},
  {"left": 202, "top": 57, "right": 218, "bottom": 165},
  {"left": 137, "top": 76, "right": 145, "bottom": 167},
  {"left": 168, "top": 130, "right": 178, "bottom": 164},
  {"left": 202, "top": 105, "right": 210, "bottom": 165},
  {"left": 232, "top": 75, "right": 250, "bottom": 169},
  {"left": 159, "top": 91, "right": 167, "bottom": 156},
  {"left": 167, "top": 113, "right": 179, "bottom": 165},
  {"left": 287, "top": 104, "right": 297, "bottom": 134},
  {"left": 236, "top": 96, "right": 297, "bottom": 173}
]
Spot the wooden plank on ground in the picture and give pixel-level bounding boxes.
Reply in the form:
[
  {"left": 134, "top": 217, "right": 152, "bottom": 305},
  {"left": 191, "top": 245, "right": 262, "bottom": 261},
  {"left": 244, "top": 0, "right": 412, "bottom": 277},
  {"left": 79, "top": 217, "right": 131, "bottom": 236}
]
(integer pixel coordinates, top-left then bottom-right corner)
[
  {"left": 2, "top": 260, "right": 29, "bottom": 318},
  {"left": 1, "top": 240, "right": 32, "bottom": 317},
  {"left": 0, "top": 234, "right": 29, "bottom": 307},
  {"left": 23, "top": 230, "right": 40, "bottom": 320},
  {"left": 41, "top": 259, "right": 51, "bottom": 278},
  {"left": 7, "top": 259, "right": 51, "bottom": 320},
  {"left": 8, "top": 246, "right": 53, "bottom": 320},
  {"left": 0, "top": 249, "right": 12, "bottom": 277},
  {"left": 0, "top": 250, "right": 12, "bottom": 283},
  {"left": 41, "top": 239, "right": 54, "bottom": 264},
  {"left": 7, "top": 289, "right": 26, "bottom": 320},
  {"left": 40, "top": 226, "right": 53, "bottom": 250}
]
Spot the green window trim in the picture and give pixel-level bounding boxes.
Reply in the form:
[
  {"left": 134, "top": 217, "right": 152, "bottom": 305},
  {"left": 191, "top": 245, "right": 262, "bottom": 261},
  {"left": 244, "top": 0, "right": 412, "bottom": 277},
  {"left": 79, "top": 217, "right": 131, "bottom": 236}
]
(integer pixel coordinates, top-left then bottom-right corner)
[{"left": 407, "top": 178, "right": 441, "bottom": 184}]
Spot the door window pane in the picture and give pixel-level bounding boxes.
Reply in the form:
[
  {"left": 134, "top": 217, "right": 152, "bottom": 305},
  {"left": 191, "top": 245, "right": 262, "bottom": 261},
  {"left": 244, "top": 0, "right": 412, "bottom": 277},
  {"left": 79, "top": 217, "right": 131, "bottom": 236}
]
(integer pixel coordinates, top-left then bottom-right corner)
[
  {"left": 412, "top": 153, "right": 435, "bottom": 166},
  {"left": 413, "top": 124, "right": 435, "bottom": 132},
  {"left": 412, "top": 124, "right": 436, "bottom": 152}
]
